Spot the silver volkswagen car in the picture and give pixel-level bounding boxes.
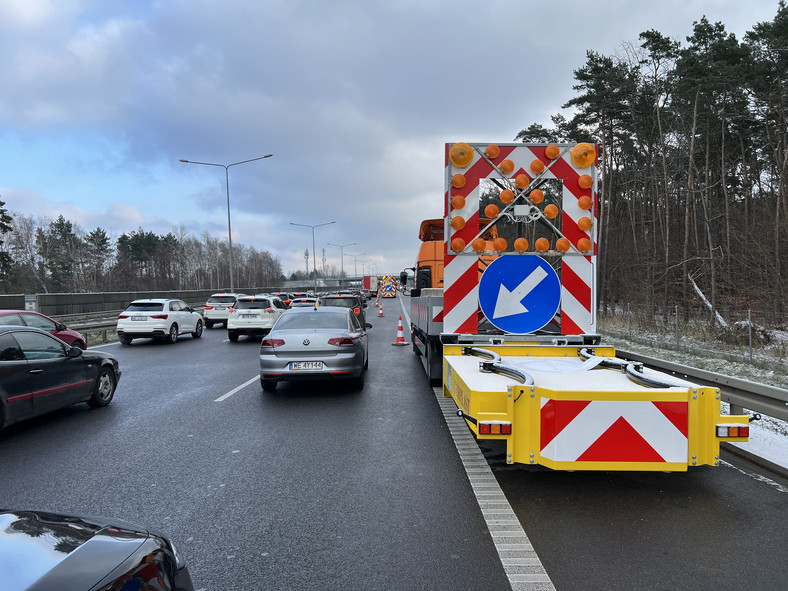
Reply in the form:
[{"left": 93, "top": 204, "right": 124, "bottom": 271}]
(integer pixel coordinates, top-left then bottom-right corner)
[{"left": 259, "top": 307, "right": 371, "bottom": 391}]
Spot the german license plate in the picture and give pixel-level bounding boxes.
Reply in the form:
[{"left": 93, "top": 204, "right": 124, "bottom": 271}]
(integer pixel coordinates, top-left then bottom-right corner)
[
  {"left": 131, "top": 316, "right": 147, "bottom": 321},
  {"left": 241, "top": 314, "right": 256, "bottom": 318},
  {"left": 215, "top": 305, "right": 226, "bottom": 310},
  {"left": 289, "top": 361, "right": 323, "bottom": 370}
]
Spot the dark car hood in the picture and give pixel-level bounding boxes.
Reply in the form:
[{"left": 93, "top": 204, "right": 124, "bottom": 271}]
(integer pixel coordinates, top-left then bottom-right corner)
[{"left": 0, "top": 510, "right": 148, "bottom": 591}]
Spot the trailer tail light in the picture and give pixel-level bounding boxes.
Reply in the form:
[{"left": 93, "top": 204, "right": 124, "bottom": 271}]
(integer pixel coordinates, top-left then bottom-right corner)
[
  {"left": 717, "top": 425, "right": 749, "bottom": 437},
  {"left": 478, "top": 421, "right": 512, "bottom": 435},
  {"left": 328, "top": 337, "right": 355, "bottom": 347},
  {"left": 261, "top": 338, "right": 285, "bottom": 348}
]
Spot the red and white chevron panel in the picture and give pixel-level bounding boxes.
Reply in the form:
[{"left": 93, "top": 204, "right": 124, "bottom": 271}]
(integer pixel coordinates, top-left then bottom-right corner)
[
  {"left": 540, "top": 399, "right": 689, "bottom": 463},
  {"left": 443, "top": 142, "right": 597, "bottom": 334}
]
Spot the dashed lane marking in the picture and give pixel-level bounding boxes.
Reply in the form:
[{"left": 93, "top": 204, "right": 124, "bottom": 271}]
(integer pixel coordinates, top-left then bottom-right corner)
[
  {"left": 433, "top": 386, "right": 556, "bottom": 591},
  {"left": 215, "top": 376, "right": 258, "bottom": 402}
]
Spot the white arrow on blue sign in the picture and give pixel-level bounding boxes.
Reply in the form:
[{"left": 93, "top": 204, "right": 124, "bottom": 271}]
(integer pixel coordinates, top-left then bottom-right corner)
[{"left": 478, "top": 255, "right": 561, "bottom": 334}]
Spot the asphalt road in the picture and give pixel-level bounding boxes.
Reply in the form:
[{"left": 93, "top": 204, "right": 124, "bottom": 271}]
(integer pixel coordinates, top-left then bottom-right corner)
[{"left": 0, "top": 303, "right": 508, "bottom": 590}]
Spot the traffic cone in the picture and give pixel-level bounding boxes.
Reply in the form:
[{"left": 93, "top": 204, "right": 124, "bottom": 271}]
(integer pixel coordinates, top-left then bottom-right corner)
[
  {"left": 392, "top": 316, "right": 408, "bottom": 346},
  {"left": 378, "top": 304, "right": 384, "bottom": 317}
]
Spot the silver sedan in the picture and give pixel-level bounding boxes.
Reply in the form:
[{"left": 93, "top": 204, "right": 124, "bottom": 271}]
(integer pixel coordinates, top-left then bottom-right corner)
[{"left": 259, "top": 307, "right": 370, "bottom": 391}]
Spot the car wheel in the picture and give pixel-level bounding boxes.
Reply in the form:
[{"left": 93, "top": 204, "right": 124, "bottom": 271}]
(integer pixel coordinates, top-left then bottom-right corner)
[
  {"left": 119, "top": 335, "right": 133, "bottom": 345},
  {"left": 166, "top": 324, "right": 178, "bottom": 343},
  {"left": 192, "top": 319, "right": 203, "bottom": 339},
  {"left": 352, "top": 372, "right": 365, "bottom": 390},
  {"left": 228, "top": 331, "right": 239, "bottom": 342},
  {"left": 205, "top": 319, "right": 214, "bottom": 329},
  {"left": 87, "top": 367, "right": 116, "bottom": 408},
  {"left": 261, "top": 378, "right": 277, "bottom": 391},
  {"left": 364, "top": 351, "right": 369, "bottom": 369}
]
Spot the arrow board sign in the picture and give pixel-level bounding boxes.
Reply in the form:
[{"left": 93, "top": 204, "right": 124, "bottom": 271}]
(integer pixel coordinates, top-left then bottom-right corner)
[{"left": 478, "top": 255, "right": 561, "bottom": 334}]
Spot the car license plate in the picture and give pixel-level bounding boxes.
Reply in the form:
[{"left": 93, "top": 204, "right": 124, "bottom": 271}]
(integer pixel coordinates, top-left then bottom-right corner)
[
  {"left": 289, "top": 361, "right": 323, "bottom": 370},
  {"left": 131, "top": 316, "right": 147, "bottom": 321},
  {"left": 241, "top": 314, "right": 256, "bottom": 319},
  {"left": 215, "top": 305, "right": 226, "bottom": 310}
]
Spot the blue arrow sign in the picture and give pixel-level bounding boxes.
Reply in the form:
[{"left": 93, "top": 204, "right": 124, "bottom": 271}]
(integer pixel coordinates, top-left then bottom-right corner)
[{"left": 479, "top": 255, "right": 561, "bottom": 334}]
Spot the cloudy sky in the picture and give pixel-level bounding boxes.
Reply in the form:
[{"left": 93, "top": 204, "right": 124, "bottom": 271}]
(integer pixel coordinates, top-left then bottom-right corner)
[{"left": 0, "top": 0, "right": 781, "bottom": 278}]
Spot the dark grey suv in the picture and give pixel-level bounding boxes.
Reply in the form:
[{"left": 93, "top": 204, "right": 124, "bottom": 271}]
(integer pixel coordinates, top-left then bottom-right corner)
[{"left": 317, "top": 294, "right": 368, "bottom": 326}]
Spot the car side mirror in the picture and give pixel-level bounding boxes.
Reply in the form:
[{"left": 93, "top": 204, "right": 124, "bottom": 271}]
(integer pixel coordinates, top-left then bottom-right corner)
[
  {"left": 55, "top": 322, "right": 67, "bottom": 331},
  {"left": 411, "top": 288, "right": 421, "bottom": 297},
  {"left": 66, "top": 346, "right": 83, "bottom": 358}
]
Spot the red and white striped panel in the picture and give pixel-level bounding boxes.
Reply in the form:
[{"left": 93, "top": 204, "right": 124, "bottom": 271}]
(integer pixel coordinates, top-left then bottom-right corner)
[
  {"left": 540, "top": 399, "right": 689, "bottom": 463},
  {"left": 443, "top": 143, "right": 597, "bottom": 335}
]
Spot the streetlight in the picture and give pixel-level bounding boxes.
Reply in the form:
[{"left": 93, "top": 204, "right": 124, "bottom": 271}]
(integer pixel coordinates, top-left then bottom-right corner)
[
  {"left": 345, "top": 252, "right": 366, "bottom": 277},
  {"left": 327, "top": 242, "right": 357, "bottom": 278},
  {"left": 290, "top": 221, "right": 336, "bottom": 293},
  {"left": 179, "top": 154, "right": 273, "bottom": 292}
]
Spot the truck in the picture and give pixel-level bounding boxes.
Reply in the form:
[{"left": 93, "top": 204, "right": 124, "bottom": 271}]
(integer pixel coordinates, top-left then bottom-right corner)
[
  {"left": 362, "top": 275, "right": 378, "bottom": 296},
  {"left": 407, "top": 141, "right": 750, "bottom": 471},
  {"left": 379, "top": 275, "right": 397, "bottom": 298}
]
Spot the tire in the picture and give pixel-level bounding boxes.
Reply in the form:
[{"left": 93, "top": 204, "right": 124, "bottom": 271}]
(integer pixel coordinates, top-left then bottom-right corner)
[
  {"left": 119, "top": 335, "right": 132, "bottom": 345},
  {"left": 364, "top": 350, "right": 369, "bottom": 369},
  {"left": 166, "top": 324, "right": 178, "bottom": 344},
  {"left": 261, "top": 378, "right": 277, "bottom": 391},
  {"left": 191, "top": 320, "right": 203, "bottom": 339},
  {"left": 228, "top": 330, "right": 239, "bottom": 342},
  {"left": 87, "top": 367, "right": 116, "bottom": 408},
  {"left": 205, "top": 319, "right": 214, "bottom": 329},
  {"left": 351, "top": 372, "right": 365, "bottom": 390}
]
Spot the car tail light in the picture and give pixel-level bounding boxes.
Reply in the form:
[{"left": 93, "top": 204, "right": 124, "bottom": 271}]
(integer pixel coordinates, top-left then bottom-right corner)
[
  {"left": 118, "top": 314, "right": 129, "bottom": 319},
  {"left": 204, "top": 305, "right": 214, "bottom": 310},
  {"left": 265, "top": 307, "right": 275, "bottom": 313},
  {"left": 717, "top": 425, "right": 749, "bottom": 438},
  {"left": 151, "top": 314, "right": 168, "bottom": 319},
  {"left": 328, "top": 337, "right": 355, "bottom": 347},
  {"left": 478, "top": 421, "right": 512, "bottom": 435},
  {"left": 261, "top": 338, "right": 285, "bottom": 348}
]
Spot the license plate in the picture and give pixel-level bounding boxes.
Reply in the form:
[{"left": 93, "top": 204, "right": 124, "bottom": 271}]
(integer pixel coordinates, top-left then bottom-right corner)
[
  {"left": 131, "top": 316, "right": 147, "bottom": 321},
  {"left": 241, "top": 314, "right": 256, "bottom": 319},
  {"left": 289, "top": 361, "right": 323, "bottom": 370},
  {"left": 215, "top": 305, "right": 226, "bottom": 310}
]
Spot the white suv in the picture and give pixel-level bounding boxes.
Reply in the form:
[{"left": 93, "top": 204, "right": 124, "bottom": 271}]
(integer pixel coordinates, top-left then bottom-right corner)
[
  {"left": 117, "top": 299, "right": 203, "bottom": 344},
  {"left": 203, "top": 292, "right": 246, "bottom": 328},
  {"left": 227, "top": 295, "right": 287, "bottom": 342}
]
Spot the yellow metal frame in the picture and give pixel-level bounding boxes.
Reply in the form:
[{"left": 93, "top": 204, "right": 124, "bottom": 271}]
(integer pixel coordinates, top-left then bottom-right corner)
[{"left": 443, "top": 343, "right": 749, "bottom": 471}]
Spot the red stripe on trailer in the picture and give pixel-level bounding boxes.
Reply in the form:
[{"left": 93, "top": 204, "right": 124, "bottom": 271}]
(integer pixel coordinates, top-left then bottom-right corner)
[
  {"left": 540, "top": 399, "right": 591, "bottom": 449},
  {"left": 546, "top": 155, "right": 587, "bottom": 200},
  {"left": 653, "top": 401, "right": 689, "bottom": 437},
  {"left": 577, "top": 417, "right": 666, "bottom": 462},
  {"left": 561, "top": 263, "right": 592, "bottom": 313},
  {"left": 561, "top": 211, "right": 589, "bottom": 248},
  {"left": 560, "top": 313, "right": 585, "bottom": 336},
  {"left": 453, "top": 209, "right": 480, "bottom": 246}
]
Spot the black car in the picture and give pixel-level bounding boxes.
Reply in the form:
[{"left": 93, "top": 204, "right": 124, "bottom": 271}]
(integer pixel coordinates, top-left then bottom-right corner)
[
  {"left": 0, "top": 326, "right": 121, "bottom": 430},
  {"left": 317, "top": 294, "right": 368, "bottom": 326},
  {"left": 0, "top": 509, "right": 193, "bottom": 590}
]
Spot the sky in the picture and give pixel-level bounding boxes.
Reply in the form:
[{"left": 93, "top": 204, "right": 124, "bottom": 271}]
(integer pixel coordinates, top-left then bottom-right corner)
[{"left": 0, "top": 0, "right": 782, "bottom": 278}]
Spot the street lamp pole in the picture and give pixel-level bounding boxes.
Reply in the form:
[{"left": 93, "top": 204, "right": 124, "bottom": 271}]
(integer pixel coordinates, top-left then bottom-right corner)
[
  {"left": 179, "top": 154, "right": 273, "bottom": 293},
  {"left": 327, "top": 242, "right": 357, "bottom": 278},
  {"left": 291, "top": 221, "right": 336, "bottom": 293},
  {"left": 345, "top": 252, "right": 366, "bottom": 277}
]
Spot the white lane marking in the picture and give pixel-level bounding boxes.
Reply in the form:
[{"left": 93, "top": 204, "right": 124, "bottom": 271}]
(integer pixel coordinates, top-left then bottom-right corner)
[
  {"left": 433, "top": 386, "right": 556, "bottom": 591},
  {"left": 215, "top": 376, "right": 258, "bottom": 402}
]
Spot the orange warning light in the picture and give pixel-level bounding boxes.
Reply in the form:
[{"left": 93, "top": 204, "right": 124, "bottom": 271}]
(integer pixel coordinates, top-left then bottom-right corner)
[
  {"left": 577, "top": 195, "right": 593, "bottom": 210},
  {"left": 544, "top": 204, "right": 559, "bottom": 219},
  {"left": 484, "top": 204, "right": 499, "bottom": 218},
  {"left": 493, "top": 237, "right": 508, "bottom": 252},
  {"left": 472, "top": 238, "right": 487, "bottom": 252},
  {"left": 556, "top": 238, "right": 571, "bottom": 252},
  {"left": 451, "top": 216, "right": 466, "bottom": 230},
  {"left": 500, "top": 189, "right": 514, "bottom": 204},
  {"left": 571, "top": 143, "right": 595, "bottom": 168},
  {"left": 515, "top": 174, "right": 530, "bottom": 189},
  {"left": 451, "top": 237, "right": 466, "bottom": 252},
  {"left": 530, "top": 160, "right": 545, "bottom": 174},
  {"left": 451, "top": 195, "right": 466, "bottom": 210},
  {"left": 529, "top": 189, "right": 544, "bottom": 204},
  {"left": 514, "top": 238, "right": 529, "bottom": 252},
  {"left": 578, "top": 174, "right": 593, "bottom": 189},
  {"left": 500, "top": 159, "right": 515, "bottom": 174},
  {"left": 578, "top": 216, "right": 593, "bottom": 231},
  {"left": 577, "top": 238, "right": 592, "bottom": 252},
  {"left": 450, "top": 143, "right": 474, "bottom": 168},
  {"left": 485, "top": 144, "right": 500, "bottom": 159},
  {"left": 451, "top": 174, "right": 466, "bottom": 188},
  {"left": 545, "top": 144, "right": 560, "bottom": 159},
  {"left": 535, "top": 238, "right": 550, "bottom": 252}
]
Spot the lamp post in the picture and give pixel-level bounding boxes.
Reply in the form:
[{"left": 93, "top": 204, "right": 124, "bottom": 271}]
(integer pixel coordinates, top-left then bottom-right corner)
[
  {"left": 345, "top": 252, "right": 366, "bottom": 277},
  {"left": 327, "top": 242, "right": 357, "bottom": 278},
  {"left": 179, "top": 154, "right": 273, "bottom": 292},
  {"left": 290, "top": 221, "right": 336, "bottom": 293}
]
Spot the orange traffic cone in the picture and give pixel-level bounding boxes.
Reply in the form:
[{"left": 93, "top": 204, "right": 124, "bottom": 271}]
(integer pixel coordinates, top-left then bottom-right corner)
[
  {"left": 392, "top": 316, "right": 408, "bottom": 345},
  {"left": 378, "top": 304, "right": 384, "bottom": 317}
]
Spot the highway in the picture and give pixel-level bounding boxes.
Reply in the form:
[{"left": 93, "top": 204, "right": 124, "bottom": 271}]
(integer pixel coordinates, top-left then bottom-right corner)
[{"left": 0, "top": 299, "right": 786, "bottom": 590}]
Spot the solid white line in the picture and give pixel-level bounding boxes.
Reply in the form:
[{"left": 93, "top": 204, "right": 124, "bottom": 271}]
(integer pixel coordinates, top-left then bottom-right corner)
[
  {"left": 432, "top": 386, "right": 556, "bottom": 591},
  {"left": 215, "top": 376, "right": 258, "bottom": 402}
]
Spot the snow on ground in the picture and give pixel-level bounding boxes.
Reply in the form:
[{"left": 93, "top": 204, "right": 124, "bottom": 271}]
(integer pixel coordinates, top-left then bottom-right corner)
[{"left": 600, "top": 332, "right": 788, "bottom": 473}]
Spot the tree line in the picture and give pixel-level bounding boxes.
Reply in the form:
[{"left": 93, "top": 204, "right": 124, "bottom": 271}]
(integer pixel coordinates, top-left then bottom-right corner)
[{"left": 514, "top": 4, "right": 788, "bottom": 319}]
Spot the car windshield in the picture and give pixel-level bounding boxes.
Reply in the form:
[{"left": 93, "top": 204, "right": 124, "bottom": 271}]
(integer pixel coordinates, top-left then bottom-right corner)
[
  {"left": 207, "top": 296, "right": 235, "bottom": 304},
  {"left": 275, "top": 313, "right": 348, "bottom": 330},
  {"left": 125, "top": 302, "right": 164, "bottom": 312},
  {"left": 235, "top": 300, "right": 270, "bottom": 310},
  {"left": 320, "top": 297, "right": 357, "bottom": 308}
]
